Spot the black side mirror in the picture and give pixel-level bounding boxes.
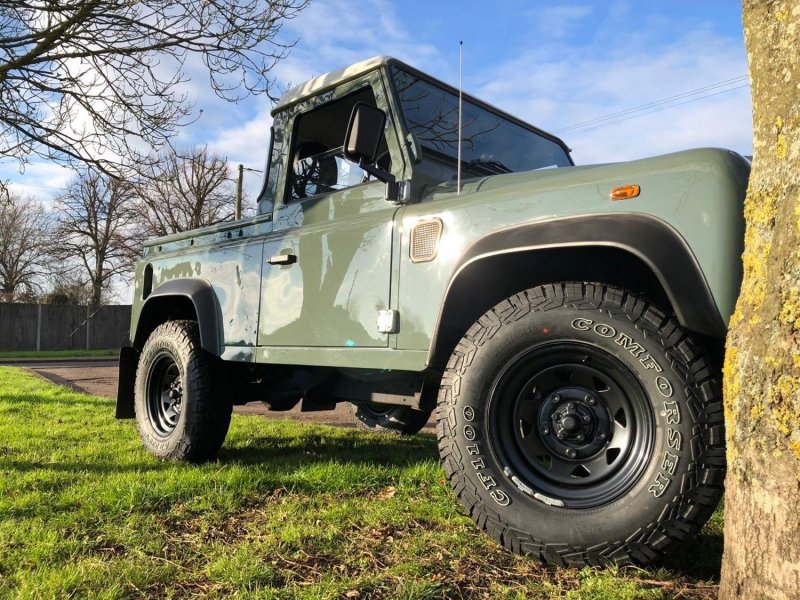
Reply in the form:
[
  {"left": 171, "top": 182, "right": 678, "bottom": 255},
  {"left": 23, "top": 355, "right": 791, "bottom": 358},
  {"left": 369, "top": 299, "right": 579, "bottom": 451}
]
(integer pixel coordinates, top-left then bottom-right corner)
[{"left": 344, "top": 103, "right": 386, "bottom": 165}]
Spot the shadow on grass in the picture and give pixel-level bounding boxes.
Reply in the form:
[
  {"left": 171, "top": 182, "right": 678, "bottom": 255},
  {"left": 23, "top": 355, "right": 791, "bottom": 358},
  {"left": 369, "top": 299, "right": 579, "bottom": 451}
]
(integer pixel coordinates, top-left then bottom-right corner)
[
  {"left": 219, "top": 430, "right": 440, "bottom": 468},
  {"left": 222, "top": 430, "right": 724, "bottom": 584},
  {"left": 1, "top": 429, "right": 440, "bottom": 476},
  {"left": 1, "top": 431, "right": 441, "bottom": 520},
  {"left": 2, "top": 412, "right": 725, "bottom": 588},
  {"left": 660, "top": 526, "right": 724, "bottom": 582}
]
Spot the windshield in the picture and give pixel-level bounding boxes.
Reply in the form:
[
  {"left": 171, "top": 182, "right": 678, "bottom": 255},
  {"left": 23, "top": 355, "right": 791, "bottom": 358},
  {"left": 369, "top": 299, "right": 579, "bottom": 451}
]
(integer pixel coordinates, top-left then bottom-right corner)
[{"left": 391, "top": 66, "right": 572, "bottom": 176}]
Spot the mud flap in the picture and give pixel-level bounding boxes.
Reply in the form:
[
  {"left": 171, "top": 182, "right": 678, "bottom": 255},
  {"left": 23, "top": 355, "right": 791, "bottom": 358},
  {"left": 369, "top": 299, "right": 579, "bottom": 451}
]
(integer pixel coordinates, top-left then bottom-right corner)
[{"left": 115, "top": 346, "right": 140, "bottom": 419}]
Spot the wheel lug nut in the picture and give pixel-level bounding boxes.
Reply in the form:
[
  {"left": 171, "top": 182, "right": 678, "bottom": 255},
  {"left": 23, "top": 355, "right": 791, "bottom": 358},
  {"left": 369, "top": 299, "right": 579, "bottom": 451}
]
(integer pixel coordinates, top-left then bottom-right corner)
[
  {"left": 575, "top": 434, "right": 584, "bottom": 442},
  {"left": 552, "top": 394, "right": 560, "bottom": 403},
  {"left": 585, "top": 395, "right": 596, "bottom": 405},
  {"left": 566, "top": 448, "right": 577, "bottom": 458},
  {"left": 598, "top": 431, "right": 606, "bottom": 440},
  {"left": 541, "top": 427, "right": 549, "bottom": 435}
]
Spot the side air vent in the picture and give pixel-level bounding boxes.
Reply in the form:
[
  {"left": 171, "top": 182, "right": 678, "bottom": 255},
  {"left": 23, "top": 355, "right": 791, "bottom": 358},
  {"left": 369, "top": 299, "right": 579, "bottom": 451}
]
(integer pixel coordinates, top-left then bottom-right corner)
[{"left": 410, "top": 218, "right": 443, "bottom": 263}]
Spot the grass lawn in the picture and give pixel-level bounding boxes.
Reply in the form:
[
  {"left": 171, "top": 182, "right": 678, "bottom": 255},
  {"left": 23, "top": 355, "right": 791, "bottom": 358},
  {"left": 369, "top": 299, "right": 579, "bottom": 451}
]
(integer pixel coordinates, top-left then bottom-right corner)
[
  {"left": 0, "top": 349, "right": 119, "bottom": 359},
  {"left": 0, "top": 367, "right": 723, "bottom": 599}
]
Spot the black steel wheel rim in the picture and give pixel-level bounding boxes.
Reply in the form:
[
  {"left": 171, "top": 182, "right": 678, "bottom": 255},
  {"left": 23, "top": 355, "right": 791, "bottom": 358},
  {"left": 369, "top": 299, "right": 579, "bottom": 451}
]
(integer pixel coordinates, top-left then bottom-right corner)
[
  {"left": 488, "top": 341, "right": 655, "bottom": 508},
  {"left": 145, "top": 350, "right": 183, "bottom": 438}
]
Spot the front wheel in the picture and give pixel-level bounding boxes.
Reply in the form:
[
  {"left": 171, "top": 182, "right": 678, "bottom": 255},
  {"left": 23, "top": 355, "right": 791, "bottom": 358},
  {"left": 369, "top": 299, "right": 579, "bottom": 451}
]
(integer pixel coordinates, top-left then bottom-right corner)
[
  {"left": 134, "top": 320, "right": 232, "bottom": 462},
  {"left": 437, "top": 283, "right": 725, "bottom": 567}
]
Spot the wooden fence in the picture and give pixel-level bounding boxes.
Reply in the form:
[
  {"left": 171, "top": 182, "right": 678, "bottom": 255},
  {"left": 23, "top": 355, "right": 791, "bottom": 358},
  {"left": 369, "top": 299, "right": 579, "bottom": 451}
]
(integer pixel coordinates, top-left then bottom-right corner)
[{"left": 0, "top": 304, "right": 131, "bottom": 351}]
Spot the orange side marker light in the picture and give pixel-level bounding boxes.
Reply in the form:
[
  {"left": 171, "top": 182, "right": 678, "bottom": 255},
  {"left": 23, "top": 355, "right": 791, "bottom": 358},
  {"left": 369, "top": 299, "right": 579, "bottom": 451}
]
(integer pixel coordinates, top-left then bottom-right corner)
[{"left": 610, "top": 184, "right": 641, "bottom": 201}]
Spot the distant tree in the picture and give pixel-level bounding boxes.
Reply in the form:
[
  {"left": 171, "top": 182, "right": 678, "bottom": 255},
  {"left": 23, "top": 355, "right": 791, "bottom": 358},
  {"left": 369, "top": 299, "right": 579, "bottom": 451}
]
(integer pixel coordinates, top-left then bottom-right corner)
[
  {"left": 0, "top": 0, "right": 310, "bottom": 190},
  {"left": 135, "top": 147, "right": 236, "bottom": 238},
  {"left": 42, "top": 275, "right": 93, "bottom": 305},
  {"left": 0, "top": 196, "right": 52, "bottom": 301},
  {"left": 54, "top": 170, "right": 138, "bottom": 308}
]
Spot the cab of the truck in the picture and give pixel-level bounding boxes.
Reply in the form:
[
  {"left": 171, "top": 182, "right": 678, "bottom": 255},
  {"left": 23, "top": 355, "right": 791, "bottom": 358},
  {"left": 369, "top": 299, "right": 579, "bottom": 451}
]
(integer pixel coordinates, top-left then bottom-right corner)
[{"left": 255, "top": 55, "right": 573, "bottom": 215}]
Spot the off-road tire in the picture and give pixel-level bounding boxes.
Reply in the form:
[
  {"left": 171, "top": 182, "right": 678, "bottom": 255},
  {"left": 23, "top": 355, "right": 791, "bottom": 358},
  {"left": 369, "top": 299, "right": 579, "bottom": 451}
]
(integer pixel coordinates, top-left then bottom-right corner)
[
  {"left": 436, "top": 283, "right": 725, "bottom": 567},
  {"left": 350, "top": 402, "right": 431, "bottom": 435},
  {"left": 134, "top": 320, "right": 232, "bottom": 462}
]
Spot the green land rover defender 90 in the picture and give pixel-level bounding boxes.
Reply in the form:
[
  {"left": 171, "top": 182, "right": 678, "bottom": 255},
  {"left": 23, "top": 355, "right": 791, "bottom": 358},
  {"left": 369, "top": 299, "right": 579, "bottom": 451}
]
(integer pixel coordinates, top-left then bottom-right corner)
[{"left": 117, "top": 56, "right": 749, "bottom": 567}]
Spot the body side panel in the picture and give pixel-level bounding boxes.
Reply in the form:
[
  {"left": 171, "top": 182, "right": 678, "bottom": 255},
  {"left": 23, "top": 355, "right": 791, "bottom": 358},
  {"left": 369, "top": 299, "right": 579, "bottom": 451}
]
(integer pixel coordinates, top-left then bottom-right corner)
[
  {"left": 258, "top": 182, "right": 398, "bottom": 348},
  {"left": 130, "top": 215, "right": 273, "bottom": 353}
]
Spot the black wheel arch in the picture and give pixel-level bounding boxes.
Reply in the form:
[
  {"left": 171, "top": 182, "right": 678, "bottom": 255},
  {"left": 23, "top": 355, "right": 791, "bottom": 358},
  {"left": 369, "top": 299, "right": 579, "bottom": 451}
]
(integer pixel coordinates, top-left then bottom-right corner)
[
  {"left": 133, "top": 278, "right": 222, "bottom": 354},
  {"left": 427, "top": 213, "right": 728, "bottom": 372},
  {"left": 117, "top": 278, "right": 223, "bottom": 419}
]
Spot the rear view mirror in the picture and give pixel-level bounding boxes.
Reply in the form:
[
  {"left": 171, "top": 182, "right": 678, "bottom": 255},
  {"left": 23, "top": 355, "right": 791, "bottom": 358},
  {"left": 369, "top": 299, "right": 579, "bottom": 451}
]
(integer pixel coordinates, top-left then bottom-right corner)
[{"left": 344, "top": 103, "right": 386, "bottom": 165}]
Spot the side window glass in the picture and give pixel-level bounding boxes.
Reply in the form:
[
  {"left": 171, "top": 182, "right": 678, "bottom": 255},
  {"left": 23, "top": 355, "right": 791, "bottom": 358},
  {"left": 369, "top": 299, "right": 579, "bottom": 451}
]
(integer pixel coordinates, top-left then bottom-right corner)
[
  {"left": 286, "top": 87, "right": 390, "bottom": 203},
  {"left": 290, "top": 148, "right": 374, "bottom": 201}
]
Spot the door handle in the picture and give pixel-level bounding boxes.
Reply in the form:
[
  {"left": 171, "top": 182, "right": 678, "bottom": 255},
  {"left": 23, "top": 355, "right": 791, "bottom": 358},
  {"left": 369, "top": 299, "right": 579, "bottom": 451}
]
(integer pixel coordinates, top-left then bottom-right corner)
[{"left": 268, "top": 254, "right": 297, "bottom": 265}]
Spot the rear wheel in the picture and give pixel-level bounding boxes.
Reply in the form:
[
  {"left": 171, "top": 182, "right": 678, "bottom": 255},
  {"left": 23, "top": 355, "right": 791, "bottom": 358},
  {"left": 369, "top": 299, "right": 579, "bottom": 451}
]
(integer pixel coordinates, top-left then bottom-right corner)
[
  {"left": 134, "top": 320, "right": 232, "bottom": 462},
  {"left": 350, "top": 402, "right": 431, "bottom": 435},
  {"left": 437, "top": 283, "right": 725, "bottom": 566}
]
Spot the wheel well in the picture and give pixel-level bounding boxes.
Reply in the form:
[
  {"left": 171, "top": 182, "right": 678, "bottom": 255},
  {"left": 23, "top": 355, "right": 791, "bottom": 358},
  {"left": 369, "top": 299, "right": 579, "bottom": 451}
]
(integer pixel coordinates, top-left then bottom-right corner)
[
  {"left": 133, "top": 296, "right": 198, "bottom": 349},
  {"left": 429, "top": 246, "right": 723, "bottom": 371}
]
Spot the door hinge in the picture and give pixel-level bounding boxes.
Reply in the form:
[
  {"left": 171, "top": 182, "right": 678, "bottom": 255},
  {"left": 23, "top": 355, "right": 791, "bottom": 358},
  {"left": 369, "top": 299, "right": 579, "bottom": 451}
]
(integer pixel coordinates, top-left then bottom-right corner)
[
  {"left": 268, "top": 254, "right": 297, "bottom": 265},
  {"left": 377, "top": 309, "right": 399, "bottom": 334}
]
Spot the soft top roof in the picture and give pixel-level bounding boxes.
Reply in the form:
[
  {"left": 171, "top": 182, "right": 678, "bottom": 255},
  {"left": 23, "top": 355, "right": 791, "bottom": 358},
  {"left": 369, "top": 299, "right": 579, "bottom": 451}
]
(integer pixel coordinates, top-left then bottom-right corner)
[{"left": 272, "top": 55, "right": 393, "bottom": 114}]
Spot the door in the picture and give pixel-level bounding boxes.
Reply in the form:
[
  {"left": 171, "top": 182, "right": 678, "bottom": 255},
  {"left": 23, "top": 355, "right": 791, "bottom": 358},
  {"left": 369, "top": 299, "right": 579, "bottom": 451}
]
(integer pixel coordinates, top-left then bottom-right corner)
[
  {"left": 258, "top": 176, "right": 397, "bottom": 348},
  {"left": 256, "top": 78, "right": 406, "bottom": 349}
]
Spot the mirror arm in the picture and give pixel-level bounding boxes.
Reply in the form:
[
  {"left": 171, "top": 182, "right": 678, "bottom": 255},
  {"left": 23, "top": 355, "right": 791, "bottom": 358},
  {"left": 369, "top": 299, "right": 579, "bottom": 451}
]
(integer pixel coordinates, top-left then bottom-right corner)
[
  {"left": 357, "top": 160, "right": 395, "bottom": 184},
  {"left": 356, "top": 160, "right": 403, "bottom": 202}
]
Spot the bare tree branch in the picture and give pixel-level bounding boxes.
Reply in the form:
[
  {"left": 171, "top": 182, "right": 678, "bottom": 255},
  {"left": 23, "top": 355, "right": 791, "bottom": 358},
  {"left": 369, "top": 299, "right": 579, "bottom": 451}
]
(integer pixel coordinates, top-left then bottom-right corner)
[
  {"left": 54, "top": 169, "right": 139, "bottom": 307},
  {"left": 0, "top": 194, "right": 53, "bottom": 301},
  {"left": 0, "top": 0, "right": 310, "bottom": 188},
  {"left": 134, "top": 146, "right": 236, "bottom": 240}
]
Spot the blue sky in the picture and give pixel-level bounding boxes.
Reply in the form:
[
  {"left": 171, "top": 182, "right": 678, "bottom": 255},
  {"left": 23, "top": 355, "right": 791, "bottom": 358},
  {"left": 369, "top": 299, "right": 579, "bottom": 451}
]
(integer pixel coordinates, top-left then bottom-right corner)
[{"left": 5, "top": 1, "right": 752, "bottom": 202}]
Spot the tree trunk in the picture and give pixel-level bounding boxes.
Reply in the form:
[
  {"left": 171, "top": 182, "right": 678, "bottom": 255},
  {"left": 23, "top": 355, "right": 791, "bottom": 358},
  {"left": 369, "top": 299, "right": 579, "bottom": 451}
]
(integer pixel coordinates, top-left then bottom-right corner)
[
  {"left": 719, "top": 1, "right": 800, "bottom": 598},
  {"left": 91, "top": 276, "right": 102, "bottom": 310}
]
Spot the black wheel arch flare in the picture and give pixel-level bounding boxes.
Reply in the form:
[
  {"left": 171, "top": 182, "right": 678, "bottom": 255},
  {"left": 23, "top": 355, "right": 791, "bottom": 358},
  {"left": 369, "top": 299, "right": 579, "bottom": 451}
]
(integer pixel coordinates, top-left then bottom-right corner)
[
  {"left": 427, "top": 213, "right": 727, "bottom": 370},
  {"left": 133, "top": 278, "right": 223, "bottom": 354}
]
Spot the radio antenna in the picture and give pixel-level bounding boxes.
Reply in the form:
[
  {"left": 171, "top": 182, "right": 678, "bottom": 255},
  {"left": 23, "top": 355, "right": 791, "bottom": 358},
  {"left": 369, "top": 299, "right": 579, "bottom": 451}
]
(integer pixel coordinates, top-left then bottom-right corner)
[{"left": 457, "top": 40, "right": 463, "bottom": 195}]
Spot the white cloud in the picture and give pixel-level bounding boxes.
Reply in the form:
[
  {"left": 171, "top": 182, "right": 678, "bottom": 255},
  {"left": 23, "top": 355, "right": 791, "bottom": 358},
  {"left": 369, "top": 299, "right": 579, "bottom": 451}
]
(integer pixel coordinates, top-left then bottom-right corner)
[
  {"left": 2, "top": 161, "right": 73, "bottom": 203},
  {"left": 473, "top": 24, "right": 752, "bottom": 163},
  {"left": 568, "top": 90, "right": 752, "bottom": 164},
  {"left": 207, "top": 107, "right": 274, "bottom": 168},
  {"left": 275, "top": 0, "right": 446, "bottom": 84},
  {"left": 204, "top": 106, "right": 274, "bottom": 204}
]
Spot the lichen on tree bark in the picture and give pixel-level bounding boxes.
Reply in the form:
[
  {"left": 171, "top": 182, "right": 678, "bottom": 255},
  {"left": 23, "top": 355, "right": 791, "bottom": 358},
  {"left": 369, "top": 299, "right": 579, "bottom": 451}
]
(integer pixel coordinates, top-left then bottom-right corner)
[{"left": 719, "top": 1, "right": 800, "bottom": 598}]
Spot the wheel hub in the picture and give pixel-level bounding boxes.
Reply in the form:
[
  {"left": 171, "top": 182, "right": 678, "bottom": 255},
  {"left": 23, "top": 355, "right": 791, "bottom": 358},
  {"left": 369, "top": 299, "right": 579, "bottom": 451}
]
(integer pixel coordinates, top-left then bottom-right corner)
[
  {"left": 167, "top": 382, "right": 183, "bottom": 413},
  {"left": 538, "top": 387, "right": 611, "bottom": 460}
]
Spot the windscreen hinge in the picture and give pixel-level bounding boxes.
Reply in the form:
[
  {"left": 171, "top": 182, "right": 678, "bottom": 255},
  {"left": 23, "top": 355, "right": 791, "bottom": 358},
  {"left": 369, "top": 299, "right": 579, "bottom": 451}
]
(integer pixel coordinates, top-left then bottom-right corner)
[{"left": 377, "top": 309, "right": 399, "bottom": 334}]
